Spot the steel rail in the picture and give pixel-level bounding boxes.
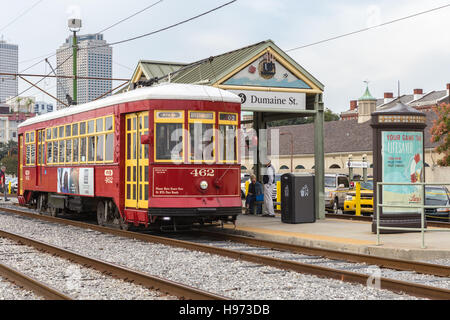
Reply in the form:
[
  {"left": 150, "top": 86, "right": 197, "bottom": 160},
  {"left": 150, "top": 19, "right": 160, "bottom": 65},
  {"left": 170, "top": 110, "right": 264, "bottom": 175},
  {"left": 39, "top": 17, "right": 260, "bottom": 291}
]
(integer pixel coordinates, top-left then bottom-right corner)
[
  {"left": 0, "top": 262, "right": 72, "bottom": 300},
  {"left": 325, "top": 213, "right": 450, "bottom": 229},
  {"left": 192, "top": 230, "right": 450, "bottom": 277},
  {"left": 0, "top": 228, "right": 226, "bottom": 300},
  {"left": 1, "top": 206, "right": 449, "bottom": 299}
]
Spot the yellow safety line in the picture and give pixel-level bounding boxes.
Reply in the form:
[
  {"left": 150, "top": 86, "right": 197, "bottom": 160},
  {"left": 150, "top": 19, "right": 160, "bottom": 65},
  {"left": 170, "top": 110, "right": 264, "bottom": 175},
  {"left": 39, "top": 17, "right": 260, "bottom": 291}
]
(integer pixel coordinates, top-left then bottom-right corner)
[{"left": 224, "top": 224, "right": 376, "bottom": 245}]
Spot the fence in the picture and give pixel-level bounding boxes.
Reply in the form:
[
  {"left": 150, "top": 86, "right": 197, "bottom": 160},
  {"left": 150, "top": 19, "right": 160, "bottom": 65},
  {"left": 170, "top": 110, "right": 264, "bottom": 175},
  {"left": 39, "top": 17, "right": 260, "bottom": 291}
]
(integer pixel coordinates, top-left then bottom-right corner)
[{"left": 376, "top": 182, "right": 450, "bottom": 249}]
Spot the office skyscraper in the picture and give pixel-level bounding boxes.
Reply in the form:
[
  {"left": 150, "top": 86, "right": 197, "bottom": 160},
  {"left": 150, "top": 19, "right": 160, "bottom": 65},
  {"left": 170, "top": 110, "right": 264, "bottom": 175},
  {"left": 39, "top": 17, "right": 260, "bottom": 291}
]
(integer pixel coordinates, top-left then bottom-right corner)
[
  {"left": 56, "top": 34, "right": 112, "bottom": 109},
  {"left": 0, "top": 40, "right": 18, "bottom": 103}
]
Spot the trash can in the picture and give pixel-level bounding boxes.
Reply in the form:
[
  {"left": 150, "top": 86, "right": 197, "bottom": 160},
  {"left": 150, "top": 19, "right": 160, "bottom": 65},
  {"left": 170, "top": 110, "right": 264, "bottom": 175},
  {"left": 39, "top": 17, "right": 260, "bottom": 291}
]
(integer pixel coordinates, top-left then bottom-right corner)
[{"left": 281, "top": 173, "right": 315, "bottom": 224}]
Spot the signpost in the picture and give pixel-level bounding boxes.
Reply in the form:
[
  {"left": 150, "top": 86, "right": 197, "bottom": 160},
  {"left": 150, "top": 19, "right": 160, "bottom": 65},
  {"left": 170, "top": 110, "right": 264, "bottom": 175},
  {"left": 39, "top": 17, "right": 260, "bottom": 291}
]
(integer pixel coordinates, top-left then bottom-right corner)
[{"left": 347, "top": 154, "right": 369, "bottom": 216}]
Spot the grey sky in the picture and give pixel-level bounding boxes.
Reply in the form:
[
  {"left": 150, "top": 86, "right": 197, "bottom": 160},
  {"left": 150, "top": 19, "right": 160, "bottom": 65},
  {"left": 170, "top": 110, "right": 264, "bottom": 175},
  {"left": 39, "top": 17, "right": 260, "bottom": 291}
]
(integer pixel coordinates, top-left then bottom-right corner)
[{"left": 1, "top": 0, "right": 450, "bottom": 113}]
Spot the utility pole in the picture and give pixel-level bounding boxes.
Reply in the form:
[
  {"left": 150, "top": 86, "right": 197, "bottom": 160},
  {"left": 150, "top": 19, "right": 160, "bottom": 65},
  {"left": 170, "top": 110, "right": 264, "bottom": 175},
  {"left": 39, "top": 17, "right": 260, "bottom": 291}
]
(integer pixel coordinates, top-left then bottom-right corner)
[{"left": 68, "top": 19, "right": 82, "bottom": 105}]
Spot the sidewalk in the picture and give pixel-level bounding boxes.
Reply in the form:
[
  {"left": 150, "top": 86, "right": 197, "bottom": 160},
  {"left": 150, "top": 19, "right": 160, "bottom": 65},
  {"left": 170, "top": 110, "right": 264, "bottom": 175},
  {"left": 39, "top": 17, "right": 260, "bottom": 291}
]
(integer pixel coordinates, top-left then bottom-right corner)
[{"left": 220, "top": 213, "right": 450, "bottom": 261}]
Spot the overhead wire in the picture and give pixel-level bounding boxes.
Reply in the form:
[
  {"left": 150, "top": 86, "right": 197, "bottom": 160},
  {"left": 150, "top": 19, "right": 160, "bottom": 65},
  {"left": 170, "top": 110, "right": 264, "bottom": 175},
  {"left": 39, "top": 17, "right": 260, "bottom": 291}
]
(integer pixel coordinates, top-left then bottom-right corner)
[
  {"left": 15, "top": 0, "right": 237, "bottom": 101},
  {"left": 0, "top": 0, "right": 45, "bottom": 33},
  {"left": 19, "top": 0, "right": 164, "bottom": 73},
  {"left": 286, "top": 3, "right": 450, "bottom": 52}
]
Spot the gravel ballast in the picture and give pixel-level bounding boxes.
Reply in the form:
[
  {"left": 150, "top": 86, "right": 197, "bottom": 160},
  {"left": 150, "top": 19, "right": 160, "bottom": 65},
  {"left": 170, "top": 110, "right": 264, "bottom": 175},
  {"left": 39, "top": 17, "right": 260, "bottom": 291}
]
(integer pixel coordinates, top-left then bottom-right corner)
[
  {"left": 0, "top": 237, "right": 176, "bottom": 300},
  {"left": 0, "top": 210, "right": 427, "bottom": 300}
]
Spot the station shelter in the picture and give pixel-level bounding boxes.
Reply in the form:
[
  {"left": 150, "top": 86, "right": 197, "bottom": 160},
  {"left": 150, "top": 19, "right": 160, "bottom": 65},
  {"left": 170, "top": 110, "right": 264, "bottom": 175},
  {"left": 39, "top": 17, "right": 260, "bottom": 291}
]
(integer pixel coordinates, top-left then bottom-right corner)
[{"left": 128, "top": 40, "right": 326, "bottom": 219}]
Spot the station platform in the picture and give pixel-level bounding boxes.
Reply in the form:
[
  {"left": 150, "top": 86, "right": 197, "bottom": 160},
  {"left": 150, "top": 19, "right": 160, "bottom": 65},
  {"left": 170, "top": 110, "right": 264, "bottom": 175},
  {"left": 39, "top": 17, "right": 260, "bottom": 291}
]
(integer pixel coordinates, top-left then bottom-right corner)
[{"left": 217, "top": 213, "right": 450, "bottom": 261}]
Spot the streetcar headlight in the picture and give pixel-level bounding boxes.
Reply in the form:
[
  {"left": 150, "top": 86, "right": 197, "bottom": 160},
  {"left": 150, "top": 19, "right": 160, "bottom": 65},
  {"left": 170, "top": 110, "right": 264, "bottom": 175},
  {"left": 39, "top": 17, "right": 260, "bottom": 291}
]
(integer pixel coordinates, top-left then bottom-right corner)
[{"left": 200, "top": 180, "right": 208, "bottom": 190}]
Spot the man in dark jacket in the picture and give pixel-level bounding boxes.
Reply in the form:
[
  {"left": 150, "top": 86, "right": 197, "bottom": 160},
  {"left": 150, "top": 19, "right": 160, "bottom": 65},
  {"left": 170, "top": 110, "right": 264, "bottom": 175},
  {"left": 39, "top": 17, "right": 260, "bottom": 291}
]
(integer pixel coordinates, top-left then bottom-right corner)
[{"left": 245, "top": 174, "right": 263, "bottom": 214}]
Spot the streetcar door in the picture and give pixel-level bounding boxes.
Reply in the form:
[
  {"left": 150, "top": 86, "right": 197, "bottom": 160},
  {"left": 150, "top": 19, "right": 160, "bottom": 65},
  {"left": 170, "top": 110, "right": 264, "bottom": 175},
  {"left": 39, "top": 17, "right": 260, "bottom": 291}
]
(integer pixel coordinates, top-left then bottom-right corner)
[
  {"left": 37, "top": 129, "right": 45, "bottom": 186},
  {"left": 19, "top": 135, "right": 23, "bottom": 195},
  {"left": 125, "top": 112, "right": 149, "bottom": 209}
]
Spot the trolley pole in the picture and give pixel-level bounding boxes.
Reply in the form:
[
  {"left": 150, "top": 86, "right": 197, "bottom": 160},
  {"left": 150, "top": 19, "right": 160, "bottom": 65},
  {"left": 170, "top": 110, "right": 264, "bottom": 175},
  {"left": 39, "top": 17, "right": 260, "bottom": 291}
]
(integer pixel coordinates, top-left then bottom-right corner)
[
  {"left": 68, "top": 18, "right": 82, "bottom": 106},
  {"left": 72, "top": 31, "right": 77, "bottom": 105}
]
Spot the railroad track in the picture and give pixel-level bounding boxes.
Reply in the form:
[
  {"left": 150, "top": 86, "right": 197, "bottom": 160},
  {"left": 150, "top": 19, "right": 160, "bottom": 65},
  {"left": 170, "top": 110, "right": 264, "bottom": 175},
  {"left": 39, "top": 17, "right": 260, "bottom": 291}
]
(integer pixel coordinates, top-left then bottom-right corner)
[
  {"left": 0, "top": 261, "right": 71, "bottom": 300},
  {"left": 0, "top": 222, "right": 226, "bottom": 300},
  {"left": 1, "top": 205, "right": 449, "bottom": 299}
]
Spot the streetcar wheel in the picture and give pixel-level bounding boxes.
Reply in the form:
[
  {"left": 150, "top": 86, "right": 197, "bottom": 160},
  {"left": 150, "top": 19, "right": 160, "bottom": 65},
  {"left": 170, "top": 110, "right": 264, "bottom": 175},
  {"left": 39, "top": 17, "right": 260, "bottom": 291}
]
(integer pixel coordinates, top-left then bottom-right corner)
[
  {"left": 97, "top": 201, "right": 106, "bottom": 226},
  {"left": 48, "top": 207, "right": 58, "bottom": 217},
  {"left": 37, "top": 194, "right": 46, "bottom": 214}
]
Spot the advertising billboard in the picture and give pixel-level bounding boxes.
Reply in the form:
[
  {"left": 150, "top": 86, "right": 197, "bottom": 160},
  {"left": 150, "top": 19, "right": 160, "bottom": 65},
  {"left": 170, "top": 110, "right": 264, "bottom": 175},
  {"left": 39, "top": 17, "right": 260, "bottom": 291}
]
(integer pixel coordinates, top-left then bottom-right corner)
[
  {"left": 381, "top": 131, "right": 424, "bottom": 214},
  {"left": 57, "top": 168, "right": 94, "bottom": 196}
]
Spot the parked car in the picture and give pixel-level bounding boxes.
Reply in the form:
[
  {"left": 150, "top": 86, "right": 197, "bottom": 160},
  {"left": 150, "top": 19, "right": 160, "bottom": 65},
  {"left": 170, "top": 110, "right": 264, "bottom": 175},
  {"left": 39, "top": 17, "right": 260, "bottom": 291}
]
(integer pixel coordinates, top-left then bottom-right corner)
[
  {"left": 344, "top": 179, "right": 374, "bottom": 216},
  {"left": 2, "top": 177, "right": 17, "bottom": 194},
  {"left": 425, "top": 186, "right": 450, "bottom": 221},
  {"left": 324, "top": 174, "right": 350, "bottom": 213}
]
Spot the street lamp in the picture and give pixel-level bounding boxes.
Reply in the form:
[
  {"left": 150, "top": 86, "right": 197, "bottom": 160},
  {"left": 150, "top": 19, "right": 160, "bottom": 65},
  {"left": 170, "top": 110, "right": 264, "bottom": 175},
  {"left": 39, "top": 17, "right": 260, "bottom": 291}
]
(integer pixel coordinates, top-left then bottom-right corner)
[
  {"left": 280, "top": 132, "right": 293, "bottom": 173},
  {"left": 68, "top": 19, "right": 82, "bottom": 105}
]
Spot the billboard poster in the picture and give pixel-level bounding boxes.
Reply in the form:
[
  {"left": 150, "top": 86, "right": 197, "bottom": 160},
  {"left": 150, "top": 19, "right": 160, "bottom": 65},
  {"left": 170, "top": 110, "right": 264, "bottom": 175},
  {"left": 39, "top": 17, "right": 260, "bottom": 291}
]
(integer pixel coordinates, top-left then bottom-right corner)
[
  {"left": 57, "top": 168, "right": 94, "bottom": 196},
  {"left": 381, "top": 131, "right": 424, "bottom": 214}
]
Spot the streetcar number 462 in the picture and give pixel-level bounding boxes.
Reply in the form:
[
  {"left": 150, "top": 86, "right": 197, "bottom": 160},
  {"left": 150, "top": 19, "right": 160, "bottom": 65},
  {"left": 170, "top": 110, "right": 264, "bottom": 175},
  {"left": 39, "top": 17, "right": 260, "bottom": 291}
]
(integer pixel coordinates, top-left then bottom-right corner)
[{"left": 190, "top": 169, "right": 214, "bottom": 177}]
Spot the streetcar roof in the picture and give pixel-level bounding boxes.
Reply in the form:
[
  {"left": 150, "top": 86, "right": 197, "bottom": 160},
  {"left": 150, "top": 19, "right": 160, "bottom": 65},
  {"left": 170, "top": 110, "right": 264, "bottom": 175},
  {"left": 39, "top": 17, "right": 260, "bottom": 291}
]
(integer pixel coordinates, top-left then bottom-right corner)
[{"left": 19, "top": 83, "right": 241, "bottom": 128}]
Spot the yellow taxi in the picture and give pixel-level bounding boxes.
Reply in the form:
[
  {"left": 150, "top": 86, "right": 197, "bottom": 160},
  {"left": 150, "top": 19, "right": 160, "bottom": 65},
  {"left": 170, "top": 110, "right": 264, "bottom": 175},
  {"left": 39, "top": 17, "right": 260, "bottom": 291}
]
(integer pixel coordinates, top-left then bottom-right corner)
[{"left": 343, "top": 179, "right": 374, "bottom": 215}]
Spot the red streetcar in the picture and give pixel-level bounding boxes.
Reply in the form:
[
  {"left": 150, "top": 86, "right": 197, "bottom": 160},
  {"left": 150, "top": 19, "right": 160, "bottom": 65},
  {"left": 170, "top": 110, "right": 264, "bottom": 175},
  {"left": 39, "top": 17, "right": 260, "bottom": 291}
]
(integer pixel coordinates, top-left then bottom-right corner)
[{"left": 17, "top": 83, "right": 242, "bottom": 230}]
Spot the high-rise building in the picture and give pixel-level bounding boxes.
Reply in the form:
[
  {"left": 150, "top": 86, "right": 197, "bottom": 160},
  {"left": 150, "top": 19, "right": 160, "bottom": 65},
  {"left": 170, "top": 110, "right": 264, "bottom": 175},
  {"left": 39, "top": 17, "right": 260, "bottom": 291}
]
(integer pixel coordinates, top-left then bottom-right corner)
[
  {"left": 0, "top": 40, "right": 18, "bottom": 103},
  {"left": 34, "top": 101, "right": 54, "bottom": 115},
  {"left": 56, "top": 34, "right": 112, "bottom": 109}
]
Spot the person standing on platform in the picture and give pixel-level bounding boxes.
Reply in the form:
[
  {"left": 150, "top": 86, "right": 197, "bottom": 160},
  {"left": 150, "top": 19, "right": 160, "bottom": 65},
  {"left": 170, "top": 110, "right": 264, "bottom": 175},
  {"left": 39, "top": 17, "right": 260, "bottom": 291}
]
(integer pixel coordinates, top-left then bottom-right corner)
[
  {"left": 262, "top": 160, "right": 276, "bottom": 217},
  {"left": 245, "top": 174, "right": 263, "bottom": 215},
  {"left": 0, "top": 166, "right": 8, "bottom": 202}
]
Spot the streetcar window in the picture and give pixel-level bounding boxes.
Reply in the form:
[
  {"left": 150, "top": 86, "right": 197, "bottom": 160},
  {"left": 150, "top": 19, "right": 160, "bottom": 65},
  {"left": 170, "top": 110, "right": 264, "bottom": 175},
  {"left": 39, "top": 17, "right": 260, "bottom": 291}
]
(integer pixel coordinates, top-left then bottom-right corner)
[
  {"left": 96, "top": 118, "right": 103, "bottom": 132},
  {"left": 219, "top": 125, "right": 237, "bottom": 162},
  {"left": 88, "top": 120, "right": 95, "bottom": 134},
  {"left": 59, "top": 126, "right": 64, "bottom": 138},
  {"left": 80, "top": 122, "right": 86, "bottom": 135},
  {"left": 73, "top": 138, "right": 79, "bottom": 163},
  {"left": 46, "top": 129, "right": 51, "bottom": 140},
  {"left": 59, "top": 140, "right": 64, "bottom": 163},
  {"left": 53, "top": 127, "right": 57, "bottom": 139},
  {"left": 26, "top": 146, "right": 30, "bottom": 165},
  {"left": 65, "top": 125, "right": 71, "bottom": 137},
  {"left": 96, "top": 135, "right": 104, "bottom": 161},
  {"left": 88, "top": 136, "right": 95, "bottom": 162},
  {"left": 72, "top": 123, "right": 78, "bottom": 136},
  {"left": 105, "top": 116, "right": 113, "bottom": 131},
  {"left": 25, "top": 131, "right": 36, "bottom": 165},
  {"left": 47, "top": 142, "right": 52, "bottom": 164},
  {"left": 80, "top": 137, "right": 87, "bottom": 162},
  {"left": 155, "top": 123, "right": 183, "bottom": 161},
  {"left": 65, "top": 140, "right": 72, "bottom": 163},
  {"left": 105, "top": 133, "right": 114, "bottom": 161},
  {"left": 189, "top": 123, "right": 214, "bottom": 162},
  {"left": 52, "top": 142, "right": 58, "bottom": 164}
]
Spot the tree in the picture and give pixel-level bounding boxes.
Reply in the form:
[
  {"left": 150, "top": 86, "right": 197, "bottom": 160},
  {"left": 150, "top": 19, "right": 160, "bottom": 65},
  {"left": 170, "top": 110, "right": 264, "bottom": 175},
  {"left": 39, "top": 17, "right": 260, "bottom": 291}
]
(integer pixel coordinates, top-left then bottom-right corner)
[
  {"left": 0, "top": 154, "right": 18, "bottom": 176},
  {"left": 430, "top": 103, "right": 450, "bottom": 166}
]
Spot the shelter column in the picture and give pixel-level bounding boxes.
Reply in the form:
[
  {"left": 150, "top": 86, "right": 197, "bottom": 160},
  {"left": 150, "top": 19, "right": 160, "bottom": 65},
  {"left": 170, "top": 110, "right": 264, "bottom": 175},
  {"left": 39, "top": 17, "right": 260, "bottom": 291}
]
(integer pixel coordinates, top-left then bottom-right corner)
[{"left": 314, "top": 94, "right": 325, "bottom": 220}]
